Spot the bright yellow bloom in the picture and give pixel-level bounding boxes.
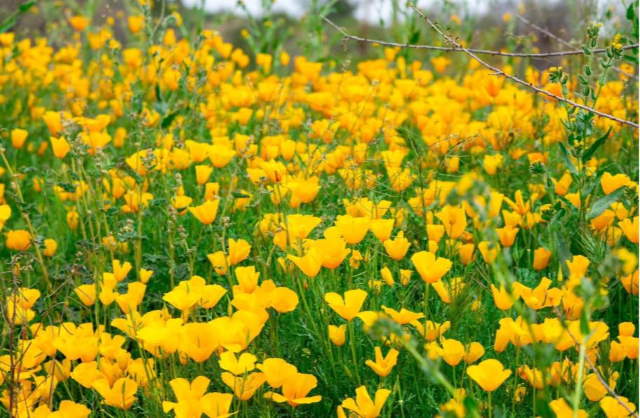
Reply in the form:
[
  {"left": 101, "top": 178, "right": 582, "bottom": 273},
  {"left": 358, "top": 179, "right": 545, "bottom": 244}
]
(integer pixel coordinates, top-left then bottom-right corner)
[
  {"left": 92, "top": 378, "right": 138, "bottom": 409},
  {"left": 341, "top": 386, "right": 391, "bottom": 418},
  {"left": 411, "top": 251, "right": 452, "bottom": 283},
  {"left": 383, "top": 231, "right": 410, "bottom": 260},
  {"left": 324, "top": 289, "right": 368, "bottom": 321},
  {"left": 365, "top": 346, "right": 399, "bottom": 377},
  {"left": 328, "top": 324, "right": 346, "bottom": 346},
  {"left": 466, "top": 359, "right": 511, "bottom": 391},
  {"left": 10, "top": 128, "right": 28, "bottom": 149},
  {"left": 189, "top": 199, "right": 220, "bottom": 225},
  {"left": 600, "top": 172, "right": 631, "bottom": 195},
  {"left": 6, "top": 229, "right": 31, "bottom": 251},
  {"left": 265, "top": 372, "right": 322, "bottom": 406},
  {"left": 221, "top": 372, "right": 265, "bottom": 401}
]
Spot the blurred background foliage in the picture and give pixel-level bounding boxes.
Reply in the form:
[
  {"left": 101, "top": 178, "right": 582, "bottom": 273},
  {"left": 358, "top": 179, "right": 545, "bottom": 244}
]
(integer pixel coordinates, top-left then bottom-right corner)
[{"left": 0, "top": 0, "right": 633, "bottom": 67}]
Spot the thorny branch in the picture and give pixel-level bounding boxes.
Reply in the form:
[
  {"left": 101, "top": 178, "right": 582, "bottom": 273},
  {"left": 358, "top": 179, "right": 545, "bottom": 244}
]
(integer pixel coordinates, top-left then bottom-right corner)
[
  {"left": 407, "top": 5, "right": 639, "bottom": 129},
  {"left": 514, "top": 14, "right": 636, "bottom": 80},
  {"left": 323, "top": 17, "right": 639, "bottom": 59}
]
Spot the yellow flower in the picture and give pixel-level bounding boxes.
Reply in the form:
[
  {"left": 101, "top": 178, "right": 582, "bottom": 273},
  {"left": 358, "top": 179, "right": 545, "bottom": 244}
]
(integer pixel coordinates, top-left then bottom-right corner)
[
  {"left": 411, "top": 251, "right": 452, "bottom": 283},
  {"left": 311, "top": 236, "right": 350, "bottom": 269},
  {"left": 127, "top": 16, "right": 145, "bottom": 34},
  {"left": 328, "top": 324, "right": 346, "bottom": 346},
  {"left": 32, "top": 400, "right": 91, "bottom": 417},
  {"left": 180, "top": 322, "right": 219, "bottom": 362},
  {"left": 69, "top": 16, "right": 91, "bottom": 31},
  {"left": 437, "top": 205, "right": 467, "bottom": 239},
  {"left": 42, "top": 238, "right": 58, "bottom": 256},
  {"left": 43, "top": 111, "right": 63, "bottom": 136},
  {"left": 496, "top": 225, "right": 519, "bottom": 247},
  {"left": 440, "top": 338, "right": 465, "bottom": 366},
  {"left": 288, "top": 248, "right": 323, "bottom": 278},
  {"left": 221, "top": 372, "right": 265, "bottom": 401},
  {"left": 324, "top": 289, "right": 368, "bottom": 321},
  {"left": 369, "top": 218, "right": 394, "bottom": 242},
  {"left": 600, "top": 172, "right": 631, "bottom": 195},
  {"left": 207, "top": 250, "right": 228, "bottom": 275},
  {"left": 92, "top": 378, "right": 138, "bottom": 409},
  {"left": 466, "top": 359, "right": 511, "bottom": 391},
  {"left": 483, "top": 154, "right": 503, "bottom": 175},
  {"left": 227, "top": 238, "right": 251, "bottom": 265},
  {"left": 335, "top": 215, "right": 370, "bottom": 244},
  {"left": 6, "top": 229, "right": 31, "bottom": 251},
  {"left": 195, "top": 164, "right": 213, "bottom": 185},
  {"left": 0, "top": 204, "right": 10, "bottom": 229},
  {"left": 381, "top": 306, "right": 424, "bottom": 324},
  {"left": 10, "top": 128, "right": 28, "bottom": 149},
  {"left": 619, "top": 216, "right": 639, "bottom": 244},
  {"left": 74, "top": 284, "right": 97, "bottom": 306},
  {"left": 599, "top": 396, "right": 637, "bottom": 418},
  {"left": 365, "top": 346, "right": 399, "bottom": 377},
  {"left": 258, "top": 358, "right": 298, "bottom": 388},
  {"left": 533, "top": 247, "right": 551, "bottom": 270},
  {"left": 584, "top": 372, "right": 618, "bottom": 402},
  {"left": 265, "top": 372, "right": 322, "bottom": 407},
  {"left": 549, "top": 398, "right": 587, "bottom": 418},
  {"left": 219, "top": 351, "right": 257, "bottom": 375},
  {"left": 383, "top": 231, "right": 410, "bottom": 260},
  {"left": 490, "top": 284, "right": 519, "bottom": 310},
  {"left": 189, "top": 199, "right": 220, "bottom": 225},
  {"left": 341, "top": 386, "right": 391, "bottom": 418},
  {"left": 163, "top": 276, "right": 226, "bottom": 317}
]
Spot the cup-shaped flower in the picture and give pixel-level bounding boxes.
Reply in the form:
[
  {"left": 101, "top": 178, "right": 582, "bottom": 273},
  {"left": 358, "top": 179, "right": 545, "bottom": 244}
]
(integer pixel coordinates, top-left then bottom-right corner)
[
  {"left": 189, "top": 199, "right": 220, "bottom": 225},
  {"left": 466, "top": 359, "right": 511, "bottom": 392},
  {"left": 411, "top": 251, "right": 452, "bottom": 283}
]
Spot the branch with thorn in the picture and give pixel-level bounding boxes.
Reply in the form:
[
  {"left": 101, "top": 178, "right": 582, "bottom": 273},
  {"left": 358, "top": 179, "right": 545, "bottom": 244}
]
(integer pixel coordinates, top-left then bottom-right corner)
[
  {"left": 323, "top": 16, "right": 639, "bottom": 59},
  {"left": 406, "top": 5, "right": 638, "bottom": 129},
  {"left": 514, "top": 14, "right": 636, "bottom": 80}
]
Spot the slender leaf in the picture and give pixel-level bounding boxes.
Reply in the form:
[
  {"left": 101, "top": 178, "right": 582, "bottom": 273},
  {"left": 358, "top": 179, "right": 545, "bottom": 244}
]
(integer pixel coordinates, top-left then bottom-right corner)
[
  {"left": 558, "top": 143, "right": 578, "bottom": 175},
  {"left": 587, "top": 188, "right": 624, "bottom": 219},
  {"left": 581, "top": 127, "right": 611, "bottom": 162}
]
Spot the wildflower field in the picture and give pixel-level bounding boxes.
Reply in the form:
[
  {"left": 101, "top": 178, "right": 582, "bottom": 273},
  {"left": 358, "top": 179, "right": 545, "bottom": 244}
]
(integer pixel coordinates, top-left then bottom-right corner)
[{"left": 0, "top": 0, "right": 638, "bottom": 417}]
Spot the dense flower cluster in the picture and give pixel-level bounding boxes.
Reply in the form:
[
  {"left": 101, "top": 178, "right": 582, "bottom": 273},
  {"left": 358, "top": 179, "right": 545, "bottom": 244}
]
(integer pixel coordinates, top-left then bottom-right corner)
[{"left": 0, "top": 8, "right": 637, "bottom": 418}]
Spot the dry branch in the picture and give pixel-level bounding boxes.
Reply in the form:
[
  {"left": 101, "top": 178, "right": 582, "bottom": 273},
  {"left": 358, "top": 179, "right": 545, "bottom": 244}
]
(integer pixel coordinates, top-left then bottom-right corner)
[
  {"left": 514, "top": 14, "right": 637, "bottom": 80},
  {"left": 405, "top": 6, "right": 638, "bottom": 129},
  {"left": 323, "top": 17, "right": 639, "bottom": 59}
]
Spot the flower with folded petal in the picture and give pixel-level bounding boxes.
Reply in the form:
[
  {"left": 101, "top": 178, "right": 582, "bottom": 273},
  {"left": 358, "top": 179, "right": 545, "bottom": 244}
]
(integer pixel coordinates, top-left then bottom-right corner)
[
  {"left": 324, "top": 289, "right": 368, "bottom": 321},
  {"left": 341, "top": 386, "right": 391, "bottom": 418}
]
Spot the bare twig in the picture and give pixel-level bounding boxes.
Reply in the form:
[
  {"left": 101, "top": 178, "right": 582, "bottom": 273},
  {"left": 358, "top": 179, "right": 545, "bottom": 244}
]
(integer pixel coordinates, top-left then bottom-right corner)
[
  {"left": 515, "top": 14, "right": 637, "bottom": 80},
  {"left": 515, "top": 14, "right": 575, "bottom": 49},
  {"left": 408, "top": 6, "right": 639, "bottom": 129},
  {"left": 323, "top": 17, "right": 639, "bottom": 59}
]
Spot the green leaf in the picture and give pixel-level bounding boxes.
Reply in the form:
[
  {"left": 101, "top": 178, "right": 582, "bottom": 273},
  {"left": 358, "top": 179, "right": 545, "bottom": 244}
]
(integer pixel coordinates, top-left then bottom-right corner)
[
  {"left": 408, "top": 28, "right": 421, "bottom": 45},
  {"left": 558, "top": 143, "right": 578, "bottom": 175},
  {"left": 581, "top": 127, "right": 611, "bottom": 162},
  {"left": 587, "top": 188, "right": 624, "bottom": 219},
  {"left": 0, "top": 17, "right": 16, "bottom": 34},
  {"left": 19, "top": 1, "right": 35, "bottom": 12},
  {"left": 0, "top": 1, "right": 35, "bottom": 33},
  {"left": 161, "top": 109, "right": 181, "bottom": 129},
  {"left": 627, "top": 3, "right": 635, "bottom": 21}
]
